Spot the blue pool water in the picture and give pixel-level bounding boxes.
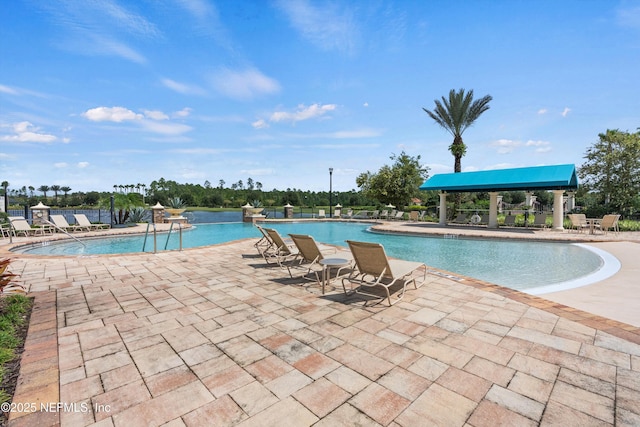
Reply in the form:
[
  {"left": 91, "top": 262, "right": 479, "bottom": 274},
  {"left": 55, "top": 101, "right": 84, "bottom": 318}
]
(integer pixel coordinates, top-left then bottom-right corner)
[{"left": 16, "top": 222, "right": 604, "bottom": 291}]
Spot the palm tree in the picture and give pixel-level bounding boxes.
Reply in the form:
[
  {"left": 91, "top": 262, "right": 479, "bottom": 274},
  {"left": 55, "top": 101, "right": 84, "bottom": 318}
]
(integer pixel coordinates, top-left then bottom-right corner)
[
  {"left": 423, "top": 88, "right": 492, "bottom": 172},
  {"left": 38, "top": 185, "right": 50, "bottom": 198},
  {"left": 1, "top": 181, "right": 8, "bottom": 212},
  {"left": 61, "top": 186, "right": 72, "bottom": 205},
  {"left": 50, "top": 185, "right": 61, "bottom": 203}
]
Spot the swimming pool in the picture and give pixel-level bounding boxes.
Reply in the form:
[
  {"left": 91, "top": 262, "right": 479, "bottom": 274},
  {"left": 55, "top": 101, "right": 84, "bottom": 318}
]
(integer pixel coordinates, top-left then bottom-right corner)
[{"left": 14, "top": 222, "right": 612, "bottom": 293}]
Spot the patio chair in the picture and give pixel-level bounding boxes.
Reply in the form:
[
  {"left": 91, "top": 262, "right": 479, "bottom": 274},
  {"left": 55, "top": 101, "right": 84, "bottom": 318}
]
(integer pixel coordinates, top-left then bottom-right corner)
[
  {"left": 568, "top": 214, "right": 588, "bottom": 233},
  {"left": 74, "top": 214, "right": 110, "bottom": 230},
  {"left": 451, "top": 213, "right": 469, "bottom": 224},
  {"left": 50, "top": 214, "right": 89, "bottom": 232},
  {"left": 595, "top": 214, "right": 620, "bottom": 235},
  {"left": 393, "top": 211, "right": 405, "bottom": 220},
  {"left": 1, "top": 223, "right": 13, "bottom": 238},
  {"left": 533, "top": 213, "right": 548, "bottom": 228},
  {"left": 9, "top": 218, "right": 45, "bottom": 236},
  {"left": 503, "top": 214, "right": 516, "bottom": 227},
  {"left": 287, "top": 234, "right": 352, "bottom": 285},
  {"left": 263, "top": 228, "right": 299, "bottom": 267},
  {"left": 333, "top": 208, "right": 342, "bottom": 218},
  {"left": 317, "top": 209, "right": 326, "bottom": 219},
  {"left": 342, "top": 240, "right": 427, "bottom": 306},
  {"left": 370, "top": 210, "right": 380, "bottom": 219},
  {"left": 342, "top": 209, "right": 353, "bottom": 219},
  {"left": 378, "top": 210, "right": 389, "bottom": 220}
]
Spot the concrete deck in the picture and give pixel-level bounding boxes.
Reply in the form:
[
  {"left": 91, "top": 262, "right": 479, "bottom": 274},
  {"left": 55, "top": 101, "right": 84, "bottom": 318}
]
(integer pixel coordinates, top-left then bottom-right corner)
[{"left": 2, "top": 221, "right": 639, "bottom": 426}]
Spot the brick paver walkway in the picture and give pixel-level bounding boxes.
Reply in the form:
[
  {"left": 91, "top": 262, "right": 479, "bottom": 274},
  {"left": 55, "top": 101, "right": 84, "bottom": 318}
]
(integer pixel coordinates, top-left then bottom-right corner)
[{"left": 4, "top": 234, "right": 640, "bottom": 426}]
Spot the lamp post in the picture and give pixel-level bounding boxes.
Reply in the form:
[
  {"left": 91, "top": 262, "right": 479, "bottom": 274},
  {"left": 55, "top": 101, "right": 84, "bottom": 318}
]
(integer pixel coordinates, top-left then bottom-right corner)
[{"left": 329, "top": 168, "right": 333, "bottom": 218}]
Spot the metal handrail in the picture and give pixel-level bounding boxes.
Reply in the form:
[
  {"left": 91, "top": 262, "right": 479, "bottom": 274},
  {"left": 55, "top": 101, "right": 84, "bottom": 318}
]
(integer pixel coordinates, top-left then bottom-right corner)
[
  {"left": 164, "top": 222, "right": 174, "bottom": 250},
  {"left": 42, "top": 219, "right": 86, "bottom": 246},
  {"left": 142, "top": 223, "right": 151, "bottom": 252}
]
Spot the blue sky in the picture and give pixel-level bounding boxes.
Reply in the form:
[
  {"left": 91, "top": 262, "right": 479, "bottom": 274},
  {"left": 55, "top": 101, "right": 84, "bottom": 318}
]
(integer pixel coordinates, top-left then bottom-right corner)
[{"left": 1, "top": 0, "right": 639, "bottom": 194}]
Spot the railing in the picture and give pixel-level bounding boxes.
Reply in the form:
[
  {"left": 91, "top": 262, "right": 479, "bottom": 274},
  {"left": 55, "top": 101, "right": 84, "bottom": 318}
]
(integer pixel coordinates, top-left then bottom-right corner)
[
  {"left": 42, "top": 219, "right": 86, "bottom": 246},
  {"left": 142, "top": 222, "right": 183, "bottom": 253}
]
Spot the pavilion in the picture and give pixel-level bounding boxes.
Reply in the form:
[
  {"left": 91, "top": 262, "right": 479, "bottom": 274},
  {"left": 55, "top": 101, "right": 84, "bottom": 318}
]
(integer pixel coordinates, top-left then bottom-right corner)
[{"left": 419, "top": 164, "right": 579, "bottom": 230}]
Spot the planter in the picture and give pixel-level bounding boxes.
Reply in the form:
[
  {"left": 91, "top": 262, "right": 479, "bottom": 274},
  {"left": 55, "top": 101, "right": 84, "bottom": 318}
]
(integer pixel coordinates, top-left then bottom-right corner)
[{"left": 166, "top": 208, "right": 186, "bottom": 217}]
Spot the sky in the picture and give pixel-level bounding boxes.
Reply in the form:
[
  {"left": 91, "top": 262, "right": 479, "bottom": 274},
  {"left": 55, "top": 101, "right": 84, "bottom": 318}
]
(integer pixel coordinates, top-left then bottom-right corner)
[{"left": 1, "top": 0, "right": 639, "bottom": 194}]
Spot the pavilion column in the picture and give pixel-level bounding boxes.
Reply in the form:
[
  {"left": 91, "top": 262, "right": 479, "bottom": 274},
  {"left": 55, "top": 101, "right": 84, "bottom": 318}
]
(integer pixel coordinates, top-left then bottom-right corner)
[
  {"left": 439, "top": 192, "right": 447, "bottom": 225},
  {"left": 552, "top": 190, "right": 565, "bottom": 230},
  {"left": 488, "top": 192, "right": 499, "bottom": 228},
  {"left": 566, "top": 191, "right": 575, "bottom": 212}
]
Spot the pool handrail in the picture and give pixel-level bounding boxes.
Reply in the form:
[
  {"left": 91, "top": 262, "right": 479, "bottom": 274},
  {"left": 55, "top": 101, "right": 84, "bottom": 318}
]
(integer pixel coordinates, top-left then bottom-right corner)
[{"left": 42, "top": 219, "right": 86, "bottom": 247}]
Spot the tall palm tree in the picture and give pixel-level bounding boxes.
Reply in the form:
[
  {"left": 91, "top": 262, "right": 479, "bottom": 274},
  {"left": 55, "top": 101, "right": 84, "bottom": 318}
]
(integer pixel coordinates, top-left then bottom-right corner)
[
  {"left": 423, "top": 88, "right": 492, "bottom": 172},
  {"left": 38, "top": 185, "right": 50, "bottom": 198},
  {"left": 50, "top": 185, "right": 61, "bottom": 203},
  {"left": 61, "top": 186, "right": 72, "bottom": 205}
]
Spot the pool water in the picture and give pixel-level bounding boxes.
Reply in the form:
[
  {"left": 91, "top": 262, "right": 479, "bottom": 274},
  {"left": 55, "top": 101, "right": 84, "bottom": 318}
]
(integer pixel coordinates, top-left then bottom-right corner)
[{"left": 16, "top": 222, "right": 604, "bottom": 291}]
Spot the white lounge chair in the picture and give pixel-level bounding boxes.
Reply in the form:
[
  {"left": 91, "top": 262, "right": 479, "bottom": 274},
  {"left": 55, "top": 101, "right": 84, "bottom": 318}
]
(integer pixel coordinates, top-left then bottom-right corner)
[
  {"left": 9, "top": 218, "right": 43, "bottom": 236},
  {"left": 50, "top": 214, "right": 88, "bottom": 232},
  {"left": 342, "top": 240, "right": 427, "bottom": 306},
  {"left": 74, "top": 214, "right": 110, "bottom": 230},
  {"left": 317, "top": 209, "right": 326, "bottom": 219}
]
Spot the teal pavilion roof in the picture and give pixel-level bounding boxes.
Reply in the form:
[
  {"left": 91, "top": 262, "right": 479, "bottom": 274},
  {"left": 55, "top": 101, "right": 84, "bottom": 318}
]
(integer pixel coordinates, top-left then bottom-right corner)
[{"left": 419, "top": 164, "right": 578, "bottom": 193}]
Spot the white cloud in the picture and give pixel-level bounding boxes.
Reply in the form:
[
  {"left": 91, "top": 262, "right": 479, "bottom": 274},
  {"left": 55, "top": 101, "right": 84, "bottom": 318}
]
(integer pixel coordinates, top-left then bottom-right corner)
[
  {"left": 83, "top": 106, "right": 143, "bottom": 122},
  {"left": 162, "top": 78, "right": 206, "bottom": 96},
  {"left": 537, "top": 108, "right": 547, "bottom": 115},
  {"left": 490, "top": 139, "right": 520, "bottom": 154},
  {"left": 561, "top": 107, "right": 571, "bottom": 117},
  {"left": 0, "top": 121, "right": 57, "bottom": 143},
  {"left": 54, "top": 162, "right": 68, "bottom": 168},
  {"left": 274, "top": 0, "right": 358, "bottom": 53},
  {"left": 252, "top": 119, "right": 269, "bottom": 129},
  {"left": 363, "top": 102, "right": 369, "bottom": 107},
  {"left": 0, "top": 84, "right": 18, "bottom": 95},
  {"left": 173, "top": 108, "right": 192, "bottom": 118},
  {"left": 144, "top": 110, "right": 169, "bottom": 121},
  {"left": 526, "top": 140, "right": 552, "bottom": 153},
  {"left": 82, "top": 106, "right": 192, "bottom": 135},
  {"left": 77, "top": 162, "right": 90, "bottom": 168},
  {"left": 269, "top": 104, "right": 336, "bottom": 123},
  {"left": 210, "top": 68, "right": 280, "bottom": 100},
  {"left": 140, "top": 121, "right": 192, "bottom": 135}
]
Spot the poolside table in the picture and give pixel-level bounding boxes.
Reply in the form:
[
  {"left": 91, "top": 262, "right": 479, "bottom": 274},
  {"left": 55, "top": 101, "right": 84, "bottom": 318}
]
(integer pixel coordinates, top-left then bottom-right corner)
[{"left": 319, "top": 258, "right": 351, "bottom": 294}]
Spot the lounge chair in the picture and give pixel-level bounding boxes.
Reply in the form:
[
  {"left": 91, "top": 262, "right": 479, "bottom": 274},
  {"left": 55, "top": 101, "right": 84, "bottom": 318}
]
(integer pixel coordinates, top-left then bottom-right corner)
[
  {"left": 451, "top": 213, "right": 469, "bottom": 224},
  {"left": 392, "top": 211, "right": 405, "bottom": 220},
  {"left": 532, "top": 213, "right": 548, "bottom": 228},
  {"left": 317, "top": 209, "right": 326, "bottom": 219},
  {"left": 9, "top": 218, "right": 44, "bottom": 236},
  {"left": 287, "top": 234, "right": 352, "bottom": 288},
  {"left": 342, "top": 240, "right": 427, "bottom": 306},
  {"left": 74, "top": 214, "right": 110, "bottom": 230},
  {"left": 342, "top": 209, "right": 353, "bottom": 219},
  {"left": 378, "top": 210, "right": 389, "bottom": 220},
  {"left": 333, "top": 208, "right": 341, "bottom": 218},
  {"left": 50, "top": 214, "right": 88, "bottom": 232},
  {"left": 263, "top": 228, "right": 299, "bottom": 267},
  {"left": 595, "top": 214, "right": 620, "bottom": 234},
  {"left": 370, "top": 210, "right": 379, "bottom": 219},
  {"left": 417, "top": 211, "right": 426, "bottom": 221},
  {"left": 503, "top": 214, "right": 516, "bottom": 227}
]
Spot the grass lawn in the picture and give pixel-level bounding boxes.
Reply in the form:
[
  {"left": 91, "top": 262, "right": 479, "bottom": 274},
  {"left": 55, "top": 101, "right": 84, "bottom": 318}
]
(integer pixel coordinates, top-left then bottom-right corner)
[{"left": 0, "top": 295, "right": 33, "bottom": 407}]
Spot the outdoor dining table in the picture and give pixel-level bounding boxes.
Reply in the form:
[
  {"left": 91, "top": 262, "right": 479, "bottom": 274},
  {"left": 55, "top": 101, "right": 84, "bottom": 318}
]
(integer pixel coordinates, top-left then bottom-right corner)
[{"left": 586, "top": 218, "right": 602, "bottom": 234}]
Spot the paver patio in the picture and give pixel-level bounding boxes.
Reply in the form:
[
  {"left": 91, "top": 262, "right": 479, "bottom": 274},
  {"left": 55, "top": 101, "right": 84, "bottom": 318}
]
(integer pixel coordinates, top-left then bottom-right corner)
[{"left": 2, "top": 223, "right": 640, "bottom": 426}]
